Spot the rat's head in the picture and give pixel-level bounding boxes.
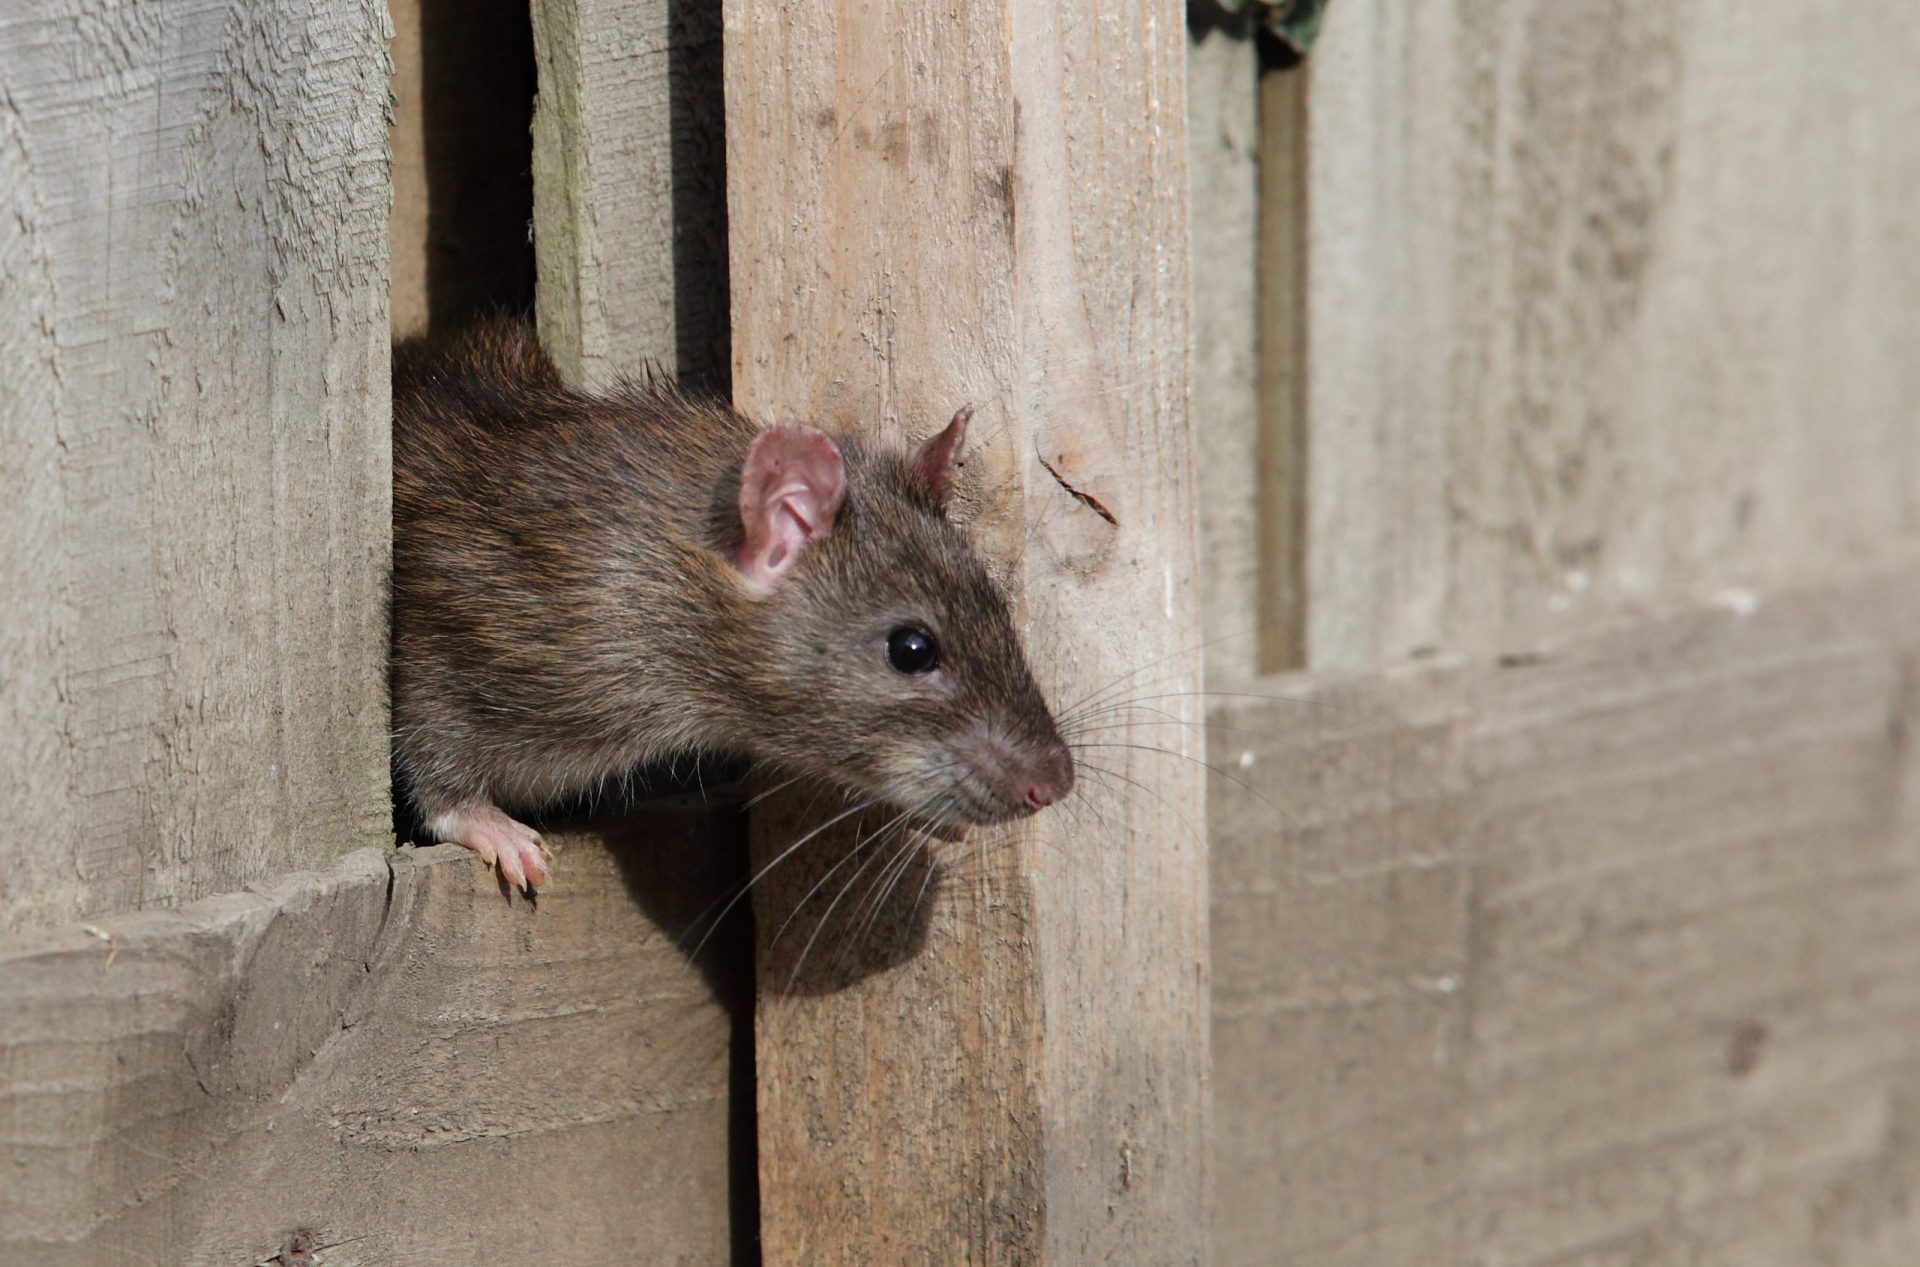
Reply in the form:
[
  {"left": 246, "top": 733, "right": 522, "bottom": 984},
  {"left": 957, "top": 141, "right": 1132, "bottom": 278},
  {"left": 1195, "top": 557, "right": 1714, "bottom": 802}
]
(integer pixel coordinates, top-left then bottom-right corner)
[{"left": 721, "top": 406, "right": 1074, "bottom": 826}]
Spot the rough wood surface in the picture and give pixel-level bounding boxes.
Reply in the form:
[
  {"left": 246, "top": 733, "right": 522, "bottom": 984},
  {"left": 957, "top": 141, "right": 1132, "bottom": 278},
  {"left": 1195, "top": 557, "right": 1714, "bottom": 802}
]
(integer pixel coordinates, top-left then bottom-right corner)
[
  {"left": 1291, "top": 2, "right": 1920, "bottom": 669},
  {"left": 1211, "top": 553, "right": 1920, "bottom": 1266},
  {"left": 514, "top": 5, "right": 757, "bottom": 1260},
  {"left": 1189, "top": 28, "right": 1263, "bottom": 682},
  {"left": 726, "top": 1, "right": 1209, "bottom": 1261},
  {"left": 389, "top": 0, "right": 431, "bottom": 337},
  {"left": 0, "top": 824, "right": 747, "bottom": 1266},
  {"left": 1255, "top": 62, "right": 1310, "bottom": 673},
  {"left": 532, "top": 0, "right": 729, "bottom": 391},
  {"left": 0, "top": 1, "right": 392, "bottom": 932}
]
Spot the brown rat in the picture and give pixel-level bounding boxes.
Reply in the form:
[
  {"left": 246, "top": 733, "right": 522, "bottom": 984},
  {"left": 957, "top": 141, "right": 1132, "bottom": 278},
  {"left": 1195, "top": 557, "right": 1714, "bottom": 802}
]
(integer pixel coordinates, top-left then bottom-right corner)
[{"left": 391, "top": 318, "right": 1073, "bottom": 890}]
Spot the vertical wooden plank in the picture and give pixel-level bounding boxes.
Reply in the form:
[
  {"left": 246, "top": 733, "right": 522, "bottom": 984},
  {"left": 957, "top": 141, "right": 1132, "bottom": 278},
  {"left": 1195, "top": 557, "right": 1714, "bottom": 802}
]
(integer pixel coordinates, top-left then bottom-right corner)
[
  {"left": 1294, "top": 0, "right": 1464, "bottom": 670},
  {"left": 1009, "top": 16, "right": 1207, "bottom": 1253},
  {"left": 0, "top": 1, "right": 392, "bottom": 931},
  {"left": 1294, "top": 1, "right": 1920, "bottom": 669},
  {"left": 389, "top": 0, "right": 430, "bottom": 337},
  {"left": 726, "top": 2, "right": 1208, "bottom": 1262},
  {"left": 531, "top": 0, "right": 728, "bottom": 390},
  {"left": 1255, "top": 62, "right": 1311, "bottom": 672},
  {"left": 1189, "top": 26, "right": 1263, "bottom": 681},
  {"left": 523, "top": 4, "right": 751, "bottom": 1260}
]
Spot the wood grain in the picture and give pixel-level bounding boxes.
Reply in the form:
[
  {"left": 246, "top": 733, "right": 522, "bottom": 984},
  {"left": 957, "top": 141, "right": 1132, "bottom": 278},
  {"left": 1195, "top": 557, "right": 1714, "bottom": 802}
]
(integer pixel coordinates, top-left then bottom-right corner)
[
  {"left": 1289, "top": 1, "right": 1920, "bottom": 669},
  {"left": 725, "top": 1, "right": 1209, "bottom": 1261},
  {"left": 1211, "top": 552, "right": 1920, "bottom": 1266},
  {"left": 0, "top": 826, "right": 747, "bottom": 1266},
  {"left": 1255, "top": 61, "right": 1311, "bottom": 673},
  {"left": 389, "top": 0, "right": 431, "bottom": 338},
  {"left": 1189, "top": 29, "right": 1264, "bottom": 682},
  {"left": 0, "top": 1, "right": 392, "bottom": 932},
  {"left": 531, "top": 0, "right": 729, "bottom": 391},
  {"left": 517, "top": 5, "right": 756, "bottom": 1259}
]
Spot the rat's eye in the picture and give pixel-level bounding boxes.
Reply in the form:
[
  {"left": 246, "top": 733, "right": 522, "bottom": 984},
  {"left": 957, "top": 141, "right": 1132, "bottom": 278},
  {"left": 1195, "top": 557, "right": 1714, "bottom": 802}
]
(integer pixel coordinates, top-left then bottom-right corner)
[{"left": 886, "top": 626, "right": 940, "bottom": 674}]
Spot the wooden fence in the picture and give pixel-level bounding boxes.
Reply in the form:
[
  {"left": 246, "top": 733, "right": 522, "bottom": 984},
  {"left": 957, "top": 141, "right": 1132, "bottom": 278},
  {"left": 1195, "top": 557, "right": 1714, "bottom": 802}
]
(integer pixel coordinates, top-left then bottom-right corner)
[{"left": 4, "top": 2, "right": 1919, "bottom": 1264}]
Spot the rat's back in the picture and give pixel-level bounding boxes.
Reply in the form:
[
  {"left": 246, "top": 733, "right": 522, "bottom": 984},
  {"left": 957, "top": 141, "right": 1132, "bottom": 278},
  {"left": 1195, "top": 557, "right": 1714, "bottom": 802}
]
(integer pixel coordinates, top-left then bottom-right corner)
[{"left": 389, "top": 320, "right": 753, "bottom": 880}]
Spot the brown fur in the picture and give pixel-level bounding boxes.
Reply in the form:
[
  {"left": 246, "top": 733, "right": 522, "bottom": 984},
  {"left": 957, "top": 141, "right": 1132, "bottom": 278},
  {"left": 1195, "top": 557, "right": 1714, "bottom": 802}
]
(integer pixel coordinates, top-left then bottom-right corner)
[{"left": 391, "top": 318, "right": 1070, "bottom": 836}]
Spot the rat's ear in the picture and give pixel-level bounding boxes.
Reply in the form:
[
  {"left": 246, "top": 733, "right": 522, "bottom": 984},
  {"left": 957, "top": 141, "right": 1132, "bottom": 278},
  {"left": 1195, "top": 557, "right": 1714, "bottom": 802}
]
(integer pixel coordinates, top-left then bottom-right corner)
[
  {"left": 734, "top": 424, "right": 847, "bottom": 593},
  {"left": 908, "top": 404, "right": 972, "bottom": 506}
]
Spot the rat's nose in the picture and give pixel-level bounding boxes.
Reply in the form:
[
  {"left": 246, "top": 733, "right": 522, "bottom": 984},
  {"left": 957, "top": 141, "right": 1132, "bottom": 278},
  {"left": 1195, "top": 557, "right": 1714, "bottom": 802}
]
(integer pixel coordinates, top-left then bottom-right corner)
[{"left": 1020, "top": 746, "right": 1075, "bottom": 811}]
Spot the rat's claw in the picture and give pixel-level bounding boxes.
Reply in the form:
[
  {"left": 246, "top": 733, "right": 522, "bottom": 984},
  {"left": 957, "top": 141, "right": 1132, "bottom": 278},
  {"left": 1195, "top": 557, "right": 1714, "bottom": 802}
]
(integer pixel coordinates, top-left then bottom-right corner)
[
  {"left": 429, "top": 802, "right": 552, "bottom": 894},
  {"left": 501, "top": 829, "right": 550, "bottom": 891},
  {"left": 497, "top": 840, "right": 528, "bottom": 891}
]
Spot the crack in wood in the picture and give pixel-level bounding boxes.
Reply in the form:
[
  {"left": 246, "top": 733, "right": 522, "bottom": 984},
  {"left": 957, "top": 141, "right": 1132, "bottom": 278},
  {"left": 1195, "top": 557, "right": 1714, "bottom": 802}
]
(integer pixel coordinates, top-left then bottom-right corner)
[{"left": 1038, "top": 453, "right": 1118, "bottom": 526}]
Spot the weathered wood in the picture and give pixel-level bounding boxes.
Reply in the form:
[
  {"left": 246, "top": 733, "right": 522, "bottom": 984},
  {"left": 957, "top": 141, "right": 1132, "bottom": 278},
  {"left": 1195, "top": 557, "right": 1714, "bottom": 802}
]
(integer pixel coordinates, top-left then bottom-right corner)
[
  {"left": 0, "top": 1, "right": 392, "bottom": 931},
  {"left": 1211, "top": 553, "right": 1920, "bottom": 1266},
  {"left": 725, "top": 1, "right": 1208, "bottom": 1261},
  {"left": 532, "top": 0, "right": 729, "bottom": 391},
  {"left": 1189, "top": 28, "right": 1263, "bottom": 681},
  {"left": 1255, "top": 61, "right": 1310, "bottom": 673},
  {"left": 517, "top": 5, "right": 754, "bottom": 1261},
  {"left": 389, "top": 0, "right": 430, "bottom": 338},
  {"left": 0, "top": 827, "right": 746, "bottom": 1266},
  {"left": 1290, "top": 2, "right": 1920, "bottom": 669}
]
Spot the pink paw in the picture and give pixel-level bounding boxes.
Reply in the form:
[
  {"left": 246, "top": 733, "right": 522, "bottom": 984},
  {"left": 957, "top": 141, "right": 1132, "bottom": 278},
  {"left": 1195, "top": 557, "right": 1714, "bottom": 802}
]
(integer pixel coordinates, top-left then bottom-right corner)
[{"left": 429, "top": 802, "right": 553, "bottom": 892}]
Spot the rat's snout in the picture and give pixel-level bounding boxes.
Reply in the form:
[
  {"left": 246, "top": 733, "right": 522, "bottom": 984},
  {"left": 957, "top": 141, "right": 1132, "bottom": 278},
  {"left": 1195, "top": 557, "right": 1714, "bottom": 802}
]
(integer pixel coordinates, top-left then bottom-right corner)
[
  {"left": 1017, "top": 743, "right": 1075, "bottom": 812},
  {"left": 958, "top": 729, "right": 1077, "bottom": 821}
]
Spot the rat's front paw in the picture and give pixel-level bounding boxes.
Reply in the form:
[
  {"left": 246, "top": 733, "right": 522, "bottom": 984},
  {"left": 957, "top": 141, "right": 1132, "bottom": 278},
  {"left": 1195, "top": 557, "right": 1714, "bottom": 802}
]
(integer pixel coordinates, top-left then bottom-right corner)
[{"left": 428, "top": 802, "right": 553, "bottom": 892}]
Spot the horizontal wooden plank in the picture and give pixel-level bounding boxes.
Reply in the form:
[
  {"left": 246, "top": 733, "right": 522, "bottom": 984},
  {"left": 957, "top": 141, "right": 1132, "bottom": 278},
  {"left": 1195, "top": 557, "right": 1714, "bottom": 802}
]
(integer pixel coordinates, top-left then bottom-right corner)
[
  {"left": 0, "top": 819, "right": 747, "bottom": 1266},
  {"left": 1210, "top": 553, "right": 1920, "bottom": 1266}
]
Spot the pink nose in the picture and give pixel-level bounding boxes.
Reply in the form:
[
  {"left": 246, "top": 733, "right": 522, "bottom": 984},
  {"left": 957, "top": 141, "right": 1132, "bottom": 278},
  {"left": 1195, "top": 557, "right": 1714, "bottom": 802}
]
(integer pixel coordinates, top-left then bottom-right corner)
[{"left": 1020, "top": 750, "right": 1075, "bottom": 811}]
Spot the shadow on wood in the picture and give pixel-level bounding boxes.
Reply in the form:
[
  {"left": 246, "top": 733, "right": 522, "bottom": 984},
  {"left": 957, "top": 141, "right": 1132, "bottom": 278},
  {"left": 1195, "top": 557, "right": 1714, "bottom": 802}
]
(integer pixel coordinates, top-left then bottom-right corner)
[{"left": 747, "top": 788, "right": 944, "bottom": 998}]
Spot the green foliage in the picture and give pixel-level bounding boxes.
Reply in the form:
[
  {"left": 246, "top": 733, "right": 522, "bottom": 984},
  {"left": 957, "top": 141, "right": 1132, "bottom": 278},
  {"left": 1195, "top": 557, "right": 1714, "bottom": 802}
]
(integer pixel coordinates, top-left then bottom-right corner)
[{"left": 1211, "top": 0, "right": 1328, "bottom": 56}]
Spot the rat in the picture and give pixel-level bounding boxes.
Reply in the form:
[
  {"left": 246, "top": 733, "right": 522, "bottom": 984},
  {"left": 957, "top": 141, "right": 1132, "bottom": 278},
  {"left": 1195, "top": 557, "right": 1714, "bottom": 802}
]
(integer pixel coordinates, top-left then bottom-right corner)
[{"left": 390, "top": 318, "right": 1075, "bottom": 891}]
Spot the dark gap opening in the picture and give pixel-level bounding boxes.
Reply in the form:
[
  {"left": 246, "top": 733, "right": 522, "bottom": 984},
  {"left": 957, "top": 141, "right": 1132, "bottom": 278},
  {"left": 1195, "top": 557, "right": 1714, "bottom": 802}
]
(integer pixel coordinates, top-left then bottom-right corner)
[
  {"left": 666, "top": 0, "right": 732, "bottom": 396},
  {"left": 1185, "top": 2, "right": 1310, "bottom": 669},
  {"left": 414, "top": 0, "right": 537, "bottom": 332}
]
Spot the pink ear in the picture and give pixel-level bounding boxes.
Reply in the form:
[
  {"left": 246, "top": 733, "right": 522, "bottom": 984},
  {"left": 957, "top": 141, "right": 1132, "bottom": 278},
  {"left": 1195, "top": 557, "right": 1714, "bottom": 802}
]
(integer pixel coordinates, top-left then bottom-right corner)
[
  {"left": 734, "top": 424, "right": 847, "bottom": 593},
  {"left": 909, "top": 404, "right": 972, "bottom": 505}
]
